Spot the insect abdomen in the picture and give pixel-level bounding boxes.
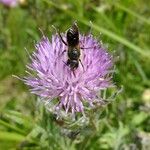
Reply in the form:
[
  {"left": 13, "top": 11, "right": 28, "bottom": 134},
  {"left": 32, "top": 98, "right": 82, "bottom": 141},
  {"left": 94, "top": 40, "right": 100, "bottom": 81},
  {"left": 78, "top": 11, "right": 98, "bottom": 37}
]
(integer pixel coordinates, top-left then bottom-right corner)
[
  {"left": 67, "top": 59, "right": 79, "bottom": 69},
  {"left": 68, "top": 48, "right": 80, "bottom": 60}
]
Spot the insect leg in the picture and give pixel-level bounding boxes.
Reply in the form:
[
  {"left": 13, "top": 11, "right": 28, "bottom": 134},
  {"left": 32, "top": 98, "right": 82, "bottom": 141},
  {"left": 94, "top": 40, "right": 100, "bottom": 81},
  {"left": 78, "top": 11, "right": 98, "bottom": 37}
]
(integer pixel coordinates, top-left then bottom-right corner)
[
  {"left": 58, "top": 32, "right": 68, "bottom": 46},
  {"left": 79, "top": 59, "right": 84, "bottom": 71},
  {"left": 61, "top": 49, "right": 67, "bottom": 55},
  {"left": 62, "top": 60, "right": 68, "bottom": 66},
  {"left": 52, "top": 25, "right": 68, "bottom": 46}
]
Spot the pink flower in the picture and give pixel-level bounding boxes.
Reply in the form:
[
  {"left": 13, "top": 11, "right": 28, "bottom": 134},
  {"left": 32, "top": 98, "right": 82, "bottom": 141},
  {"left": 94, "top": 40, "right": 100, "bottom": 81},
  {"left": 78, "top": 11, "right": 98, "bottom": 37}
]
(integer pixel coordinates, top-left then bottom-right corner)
[
  {"left": 0, "top": 0, "right": 18, "bottom": 7},
  {"left": 24, "top": 32, "right": 114, "bottom": 115}
]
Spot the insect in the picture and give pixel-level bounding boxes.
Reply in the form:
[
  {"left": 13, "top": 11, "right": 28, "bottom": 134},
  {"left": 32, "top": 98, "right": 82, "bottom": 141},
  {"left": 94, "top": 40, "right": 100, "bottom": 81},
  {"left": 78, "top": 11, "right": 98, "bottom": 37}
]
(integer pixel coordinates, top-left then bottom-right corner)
[{"left": 58, "top": 22, "right": 83, "bottom": 70}]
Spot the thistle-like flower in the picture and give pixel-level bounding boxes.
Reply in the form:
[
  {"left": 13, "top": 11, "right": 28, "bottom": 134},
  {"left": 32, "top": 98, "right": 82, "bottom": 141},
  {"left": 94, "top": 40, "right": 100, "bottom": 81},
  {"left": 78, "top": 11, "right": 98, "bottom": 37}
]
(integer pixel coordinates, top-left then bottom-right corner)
[
  {"left": 24, "top": 27, "right": 114, "bottom": 116},
  {"left": 0, "top": 0, "right": 18, "bottom": 7},
  {"left": 0, "top": 0, "right": 26, "bottom": 7}
]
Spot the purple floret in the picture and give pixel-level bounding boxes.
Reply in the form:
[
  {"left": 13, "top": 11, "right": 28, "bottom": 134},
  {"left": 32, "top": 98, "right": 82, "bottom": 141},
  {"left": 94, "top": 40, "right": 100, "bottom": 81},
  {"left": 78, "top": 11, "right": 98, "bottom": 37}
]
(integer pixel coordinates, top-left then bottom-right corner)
[{"left": 24, "top": 33, "right": 114, "bottom": 115}]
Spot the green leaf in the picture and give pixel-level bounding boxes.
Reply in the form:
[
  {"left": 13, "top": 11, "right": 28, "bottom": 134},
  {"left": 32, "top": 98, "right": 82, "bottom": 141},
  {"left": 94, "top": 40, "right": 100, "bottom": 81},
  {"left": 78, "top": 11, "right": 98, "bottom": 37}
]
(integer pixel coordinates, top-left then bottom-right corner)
[
  {"left": 131, "top": 112, "right": 148, "bottom": 126},
  {"left": 0, "top": 120, "right": 25, "bottom": 135},
  {"left": 0, "top": 131, "right": 25, "bottom": 142},
  {"left": 115, "top": 3, "right": 150, "bottom": 25}
]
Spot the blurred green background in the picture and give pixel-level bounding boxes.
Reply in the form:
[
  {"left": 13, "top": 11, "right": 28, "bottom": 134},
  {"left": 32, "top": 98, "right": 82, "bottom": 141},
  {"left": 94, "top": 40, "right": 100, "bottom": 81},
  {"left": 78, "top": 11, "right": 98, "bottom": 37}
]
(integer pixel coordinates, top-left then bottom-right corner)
[{"left": 0, "top": 0, "right": 150, "bottom": 149}]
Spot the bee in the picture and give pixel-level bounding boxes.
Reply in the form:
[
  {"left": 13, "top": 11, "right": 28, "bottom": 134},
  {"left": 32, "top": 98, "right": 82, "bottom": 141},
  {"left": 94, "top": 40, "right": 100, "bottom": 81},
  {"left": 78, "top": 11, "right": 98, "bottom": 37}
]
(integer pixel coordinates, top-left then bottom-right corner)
[{"left": 58, "top": 22, "right": 83, "bottom": 70}]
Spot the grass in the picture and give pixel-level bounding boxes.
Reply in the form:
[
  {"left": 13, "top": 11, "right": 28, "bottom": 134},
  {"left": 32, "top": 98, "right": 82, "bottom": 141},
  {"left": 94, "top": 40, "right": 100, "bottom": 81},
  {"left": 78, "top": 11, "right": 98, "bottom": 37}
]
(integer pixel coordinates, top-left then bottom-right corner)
[{"left": 0, "top": 0, "right": 150, "bottom": 149}]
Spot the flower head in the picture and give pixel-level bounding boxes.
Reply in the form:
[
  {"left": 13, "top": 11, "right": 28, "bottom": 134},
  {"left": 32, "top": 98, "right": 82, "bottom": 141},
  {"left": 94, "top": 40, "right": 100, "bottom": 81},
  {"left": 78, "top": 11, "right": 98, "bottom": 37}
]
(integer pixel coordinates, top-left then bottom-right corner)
[
  {"left": 24, "top": 31, "right": 113, "bottom": 115},
  {"left": 0, "top": 0, "right": 18, "bottom": 7}
]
